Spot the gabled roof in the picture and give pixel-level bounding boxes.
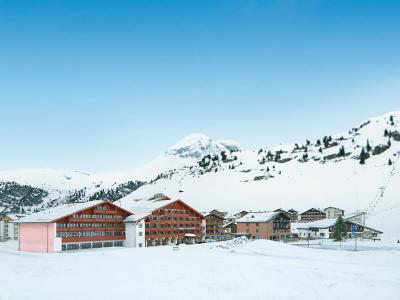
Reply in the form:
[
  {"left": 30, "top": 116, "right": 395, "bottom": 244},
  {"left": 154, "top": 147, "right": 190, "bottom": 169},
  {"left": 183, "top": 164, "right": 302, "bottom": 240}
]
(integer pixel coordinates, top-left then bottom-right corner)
[
  {"left": 116, "top": 194, "right": 176, "bottom": 216},
  {"left": 205, "top": 212, "right": 226, "bottom": 220},
  {"left": 236, "top": 211, "right": 283, "bottom": 223},
  {"left": 297, "top": 218, "right": 337, "bottom": 229},
  {"left": 117, "top": 194, "right": 205, "bottom": 222},
  {"left": 344, "top": 211, "right": 366, "bottom": 219},
  {"left": 16, "top": 200, "right": 107, "bottom": 223},
  {"left": 301, "top": 208, "right": 325, "bottom": 215},
  {"left": 297, "top": 218, "right": 383, "bottom": 233}
]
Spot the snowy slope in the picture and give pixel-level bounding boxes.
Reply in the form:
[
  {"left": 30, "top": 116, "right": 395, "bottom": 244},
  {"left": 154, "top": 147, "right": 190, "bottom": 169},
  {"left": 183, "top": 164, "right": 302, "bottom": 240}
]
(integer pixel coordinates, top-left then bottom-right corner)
[{"left": 1, "top": 111, "right": 400, "bottom": 239}]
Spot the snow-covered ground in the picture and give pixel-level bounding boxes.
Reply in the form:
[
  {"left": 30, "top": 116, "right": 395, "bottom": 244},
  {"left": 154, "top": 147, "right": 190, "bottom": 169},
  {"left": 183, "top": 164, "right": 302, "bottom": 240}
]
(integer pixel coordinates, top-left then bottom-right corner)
[{"left": 1, "top": 238, "right": 400, "bottom": 300}]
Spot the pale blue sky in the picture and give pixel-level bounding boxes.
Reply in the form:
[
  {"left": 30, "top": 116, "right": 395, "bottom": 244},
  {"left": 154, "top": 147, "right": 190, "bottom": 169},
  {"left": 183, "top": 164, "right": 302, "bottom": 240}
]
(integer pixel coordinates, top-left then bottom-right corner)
[{"left": 0, "top": 0, "right": 399, "bottom": 172}]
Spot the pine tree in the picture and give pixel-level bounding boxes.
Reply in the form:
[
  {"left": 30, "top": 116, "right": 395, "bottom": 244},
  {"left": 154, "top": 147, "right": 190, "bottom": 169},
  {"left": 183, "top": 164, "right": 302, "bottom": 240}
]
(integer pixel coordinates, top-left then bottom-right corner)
[
  {"left": 323, "top": 136, "right": 329, "bottom": 148},
  {"left": 359, "top": 148, "right": 367, "bottom": 164},
  {"left": 390, "top": 115, "right": 394, "bottom": 125},
  {"left": 332, "top": 216, "right": 348, "bottom": 242},
  {"left": 366, "top": 139, "right": 372, "bottom": 152},
  {"left": 384, "top": 129, "right": 389, "bottom": 137},
  {"left": 316, "top": 139, "right": 321, "bottom": 146},
  {"left": 338, "top": 146, "right": 345, "bottom": 157},
  {"left": 388, "top": 159, "right": 392, "bottom": 166},
  {"left": 319, "top": 147, "right": 323, "bottom": 153},
  {"left": 388, "top": 139, "right": 391, "bottom": 147}
]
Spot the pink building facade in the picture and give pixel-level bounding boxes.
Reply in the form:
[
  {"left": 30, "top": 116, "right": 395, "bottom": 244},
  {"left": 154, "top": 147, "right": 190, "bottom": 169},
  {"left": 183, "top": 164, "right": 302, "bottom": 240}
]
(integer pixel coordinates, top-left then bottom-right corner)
[{"left": 19, "top": 223, "right": 61, "bottom": 252}]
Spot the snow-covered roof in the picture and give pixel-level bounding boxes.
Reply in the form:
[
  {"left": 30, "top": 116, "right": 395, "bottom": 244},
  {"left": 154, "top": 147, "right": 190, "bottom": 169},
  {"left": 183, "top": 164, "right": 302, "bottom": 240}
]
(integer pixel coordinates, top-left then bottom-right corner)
[
  {"left": 344, "top": 211, "right": 366, "bottom": 219},
  {"left": 16, "top": 200, "right": 106, "bottom": 223},
  {"left": 297, "top": 218, "right": 338, "bottom": 229},
  {"left": 290, "top": 222, "right": 303, "bottom": 234},
  {"left": 115, "top": 194, "right": 176, "bottom": 216},
  {"left": 123, "top": 213, "right": 150, "bottom": 223},
  {"left": 236, "top": 211, "right": 279, "bottom": 223},
  {"left": 296, "top": 218, "right": 383, "bottom": 233}
]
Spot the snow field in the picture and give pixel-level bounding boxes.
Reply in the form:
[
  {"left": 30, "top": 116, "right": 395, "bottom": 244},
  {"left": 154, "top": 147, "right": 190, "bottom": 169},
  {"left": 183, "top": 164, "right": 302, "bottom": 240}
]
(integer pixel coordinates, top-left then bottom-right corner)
[{"left": 1, "top": 238, "right": 399, "bottom": 300}]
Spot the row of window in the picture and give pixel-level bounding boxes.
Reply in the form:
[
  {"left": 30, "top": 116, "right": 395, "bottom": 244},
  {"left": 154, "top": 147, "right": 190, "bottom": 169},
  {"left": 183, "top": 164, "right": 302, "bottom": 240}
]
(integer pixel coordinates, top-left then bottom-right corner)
[
  {"left": 145, "top": 229, "right": 200, "bottom": 235},
  {"left": 95, "top": 205, "right": 111, "bottom": 211},
  {"left": 71, "top": 214, "right": 123, "bottom": 219},
  {"left": 62, "top": 240, "right": 124, "bottom": 251},
  {"left": 57, "top": 231, "right": 125, "bottom": 238},
  {"left": 146, "top": 223, "right": 199, "bottom": 228},
  {"left": 147, "top": 215, "right": 198, "bottom": 221},
  {"left": 157, "top": 209, "right": 187, "bottom": 214},
  {"left": 57, "top": 223, "right": 123, "bottom": 228}
]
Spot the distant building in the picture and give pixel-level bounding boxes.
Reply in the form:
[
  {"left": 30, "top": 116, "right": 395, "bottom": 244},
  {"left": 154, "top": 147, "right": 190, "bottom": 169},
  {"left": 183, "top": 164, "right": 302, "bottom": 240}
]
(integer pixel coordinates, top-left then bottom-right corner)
[
  {"left": 223, "top": 222, "right": 237, "bottom": 234},
  {"left": 324, "top": 207, "right": 344, "bottom": 219},
  {"left": 297, "top": 219, "right": 382, "bottom": 240},
  {"left": 299, "top": 208, "right": 326, "bottom": 223},
  {"left": 204, "top": 212, "right": 226, "bottom": 240},
  {"left": 236, "top": 211, "right": 291, "bottom": 241},
  {"left": 0, "top": 214, "right": 24, "bottom": 241},
  {"left": 287, "top": 209, "right": 299, "bottom": 222},
  {"left": 119, "top": 195, "right": 206, "bottom": 247},
  {"left": 209, "top": 209, "right": 226, "bottom": 218}
]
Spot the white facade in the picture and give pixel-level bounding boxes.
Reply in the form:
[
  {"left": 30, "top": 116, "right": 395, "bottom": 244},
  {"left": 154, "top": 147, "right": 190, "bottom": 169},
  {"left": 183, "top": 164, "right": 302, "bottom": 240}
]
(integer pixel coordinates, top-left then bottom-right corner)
[
  {"left": 324, "top": 207, "right": 344, "bottom": 219},
  {"left": 298, "top": 228, "right": 330, "bottom": 239},
  {"left": 124, "top": 219, "right": 146, "bottom": 248}
]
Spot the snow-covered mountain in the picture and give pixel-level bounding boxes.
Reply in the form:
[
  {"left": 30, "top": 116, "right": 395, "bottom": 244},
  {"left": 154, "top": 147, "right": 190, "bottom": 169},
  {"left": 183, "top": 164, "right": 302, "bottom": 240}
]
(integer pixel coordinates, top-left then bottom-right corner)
[
  {"left": 1, "top": 111, "right": 400, "bottom": 240},
  {"left": 165, "top": 133, "right": 240, "bottom": 158}
]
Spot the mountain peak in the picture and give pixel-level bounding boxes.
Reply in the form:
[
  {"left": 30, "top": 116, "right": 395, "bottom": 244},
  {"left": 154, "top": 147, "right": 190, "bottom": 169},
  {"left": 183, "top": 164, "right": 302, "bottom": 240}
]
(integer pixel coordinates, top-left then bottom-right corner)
[{"left": 165, "top": 133, "right": 241, "bottom": 158}]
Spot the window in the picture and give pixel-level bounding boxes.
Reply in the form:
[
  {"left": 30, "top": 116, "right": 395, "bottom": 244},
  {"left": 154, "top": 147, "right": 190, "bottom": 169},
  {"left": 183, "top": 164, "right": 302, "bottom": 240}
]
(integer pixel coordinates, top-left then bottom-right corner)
[
  {"left": 138, "top": 231, "right": 143, "bottom": 236},
  {"left": 66, "top": 244, "right": 79, "bottom": 251},
  {"left": 138, "top": 223, "right": 143, "bottom": 228},
  {"left": 139, "top": 243, "right": 143, "bottom": 247},
  {"left": 80, "top": 243, "right": 92, "bottom": 249}
]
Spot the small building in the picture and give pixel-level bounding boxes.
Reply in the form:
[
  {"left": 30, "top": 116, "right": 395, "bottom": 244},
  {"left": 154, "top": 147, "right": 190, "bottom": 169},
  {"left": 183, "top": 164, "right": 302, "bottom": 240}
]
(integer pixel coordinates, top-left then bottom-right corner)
[
  {"left": 287, "top": 209, "right": 299, "bottom": 222},
  {"left": 209, "top": 209, "right": 226, "bottom": 218},
  {"left": 236, "top": 211, "right": 291, "bottom": 241},
  {"left": 223, "top": 222, "right": 237, "bottom": 234},
  {"left": 16, "top": 200, "right": 132, "bottom": 252},
  {"left": 205, "top": 212, "right": 226, "bottom": 240},
  {"left": 297, "top": 219, "right": 382, "bottom": 240},
  {"left": 324, "top": 207, "right": 344, "bottom": 219},
  {"left": 118, "top": 194, "right": 206, "bottom": 247},
  {"left": 0, "top": 214, "right": 24, "bottom": 241},
  {"left": 299, "top": 208, "right": 326, "bottom": 223}
]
